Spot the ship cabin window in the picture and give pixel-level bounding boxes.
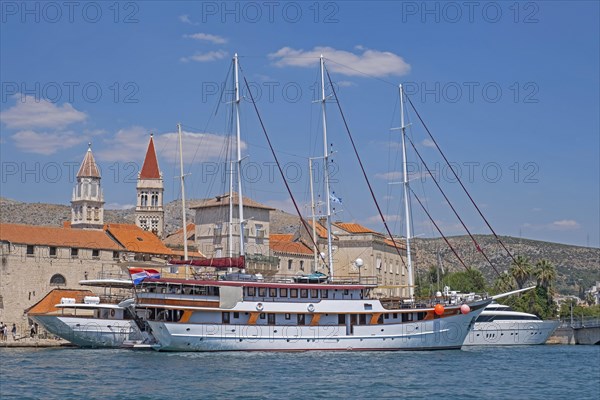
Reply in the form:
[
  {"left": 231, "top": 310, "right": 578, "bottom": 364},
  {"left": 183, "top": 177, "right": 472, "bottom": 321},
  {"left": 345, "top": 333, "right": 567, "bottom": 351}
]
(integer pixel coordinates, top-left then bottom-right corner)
[
  {"left": 384, "top": 313, "right": 390, "bottom": 320},
  {"left": 338, "top": 314, "right": 345, "bottom": 324},
  {"left": 269, "top": 288, "right": 277, "bottom": 297},
  {"left": 233, "top": 312, "right": 239, "bottom": 319},
  {"left": 247, "top": 287, "right": 256, "bottom": 296},
  {"left": 310, "top": 289, "right": 319, "bottom": 298},
  {"left": 359, "top": 314, "right": 367, "bottom": 325},
  {"left": 169, "top": 285, "right": 182, "bottom": 294},
  {"left": 290, "top": 289, "right": 298, "bottom": 298},
  {"left": 222, "top": 312, "right": 230, "bottom": 324},
  {"left": 297, "top": 314, "right": 305, "bottom": 325},
  {"left": 258, "top": 288, "right": 266, "bottom": 297},
  {"left": 343, "top": 289, "right": 349, "bottom": 296},
  {"left": 321, "top": 290, "right": 328, "bottom": 298},
  {"left": 268, "top": 314, "right": 275, "bottom": 325},
  {"left": 280, "top": 288, "right": 288, "bottom": 297},
  {"left": 260, "top": 313, "right": 266, "bottom": 319},
  {"left": 300, "top": 289, "right": 308, "bottom": 298},
  {"left": 402, "top": 313, "right": 413, "bottom": 322},
  {"left": 393, "top": 313, "right": 398, "bottom": 319},
  {"left": 285, "top": 313, "right": 291, "bottom": 320},
  {"left": 193, "top": 286, "right": 208, "bottom": 295},
  {"left": 26, "top": 245, "right": 34, "bottom": 256}
]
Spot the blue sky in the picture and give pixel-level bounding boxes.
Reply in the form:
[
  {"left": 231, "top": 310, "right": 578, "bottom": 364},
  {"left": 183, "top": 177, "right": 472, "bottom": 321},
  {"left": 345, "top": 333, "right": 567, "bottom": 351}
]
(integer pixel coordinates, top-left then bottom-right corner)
[{"left": 1, "top": 1, "right": 598, "bottom": 248}]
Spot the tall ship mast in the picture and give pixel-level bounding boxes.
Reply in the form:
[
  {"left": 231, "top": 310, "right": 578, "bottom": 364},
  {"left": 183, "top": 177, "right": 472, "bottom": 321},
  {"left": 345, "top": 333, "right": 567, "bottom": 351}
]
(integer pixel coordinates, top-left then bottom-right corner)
[
  {"left": 399, "top": 85, "right": 414, "bottom": 299},
  {"left": 320, "top": 55, "right": 335, "bottom": 281}
]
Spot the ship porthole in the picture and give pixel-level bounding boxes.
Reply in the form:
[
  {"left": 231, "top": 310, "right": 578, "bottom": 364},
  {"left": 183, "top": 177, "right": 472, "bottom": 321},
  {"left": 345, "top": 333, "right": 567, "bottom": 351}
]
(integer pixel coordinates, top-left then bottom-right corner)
[
  {"left": 307, "top": 304, "right": 315, "bottom": 313},
  {"left": 256, "top": 303, "right": 264, "bottom": 311}
]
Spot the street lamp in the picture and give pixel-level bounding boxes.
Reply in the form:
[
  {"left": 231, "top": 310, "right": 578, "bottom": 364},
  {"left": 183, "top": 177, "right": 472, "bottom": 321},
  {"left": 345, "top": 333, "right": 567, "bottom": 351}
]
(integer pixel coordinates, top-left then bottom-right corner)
[{"left": 355, "top": 258, "right": 364, "bottom": 283}]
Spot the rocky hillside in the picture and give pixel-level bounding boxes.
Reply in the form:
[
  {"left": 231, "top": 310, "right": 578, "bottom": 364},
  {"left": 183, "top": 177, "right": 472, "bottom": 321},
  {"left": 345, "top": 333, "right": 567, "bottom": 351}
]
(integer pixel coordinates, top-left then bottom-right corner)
[
  {"left": 2, "top": 198, "right": 597, "bottom": 294},
  {"left": 413, "top": 235, "right": 599, "bottom": 295}
]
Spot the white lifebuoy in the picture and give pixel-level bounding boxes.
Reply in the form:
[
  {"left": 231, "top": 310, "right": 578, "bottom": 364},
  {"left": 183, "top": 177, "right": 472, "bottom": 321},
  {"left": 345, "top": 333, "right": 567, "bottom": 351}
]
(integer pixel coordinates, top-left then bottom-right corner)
[
  {"left": 110, "top": 309, "right": 115, "bottom": 317},
  {"left": 256, "top": 303, "right": 264, "bottom": 311},
  {"left": 307, "top": 304, "right": 315, "bottom": 313}
]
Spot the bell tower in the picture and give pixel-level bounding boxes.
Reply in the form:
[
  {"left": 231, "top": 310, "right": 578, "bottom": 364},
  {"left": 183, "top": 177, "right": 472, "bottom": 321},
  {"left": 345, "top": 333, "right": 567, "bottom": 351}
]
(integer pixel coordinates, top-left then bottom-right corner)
[
  {"left": 135, "top": 134, "right": 164, "bottom": 238},
  {"left": 71, "top": 143, "right": 104, "bottom": 229}
]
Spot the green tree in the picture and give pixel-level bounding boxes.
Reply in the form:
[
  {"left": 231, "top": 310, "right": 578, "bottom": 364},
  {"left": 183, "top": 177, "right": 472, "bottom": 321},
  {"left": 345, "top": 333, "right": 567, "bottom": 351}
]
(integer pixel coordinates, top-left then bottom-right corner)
[
  {"left": 510, "top": 255, "right": 532, "bottom": 289},
  {"left": 443, "top": 269, "right": 487, "bottom": 293},
  {"left": 505, "top": 286, "right": 557, "bottom": 320},
  {"left": 533, "top": 259, "right": 556, "bottom": 291},
  {"left": 493, "top": 271, "right": 516, "bottom": 294}
]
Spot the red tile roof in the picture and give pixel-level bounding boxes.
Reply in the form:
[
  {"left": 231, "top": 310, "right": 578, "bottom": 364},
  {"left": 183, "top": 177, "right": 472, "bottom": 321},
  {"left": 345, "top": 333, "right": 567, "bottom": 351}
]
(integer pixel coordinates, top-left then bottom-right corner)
[
  {"left": 0, "top": 223, "right": 121, "bottom": 250},
  {"left": 104, "top": 223, "right": 173, "bottom": 255},
  {"left": 139, "top": 135, "right": 161, "bottom": 179},
  {"left": 384, "top": 238, "right": 407, "bottom": 250},
  {"left": 334, "top": 222, "right": 377, "bottom": 234},
  {"left": 77, "top": 147, "right": 101, "bottom": 178},
  {"left": 307, "top": 220, "right": 329, "bottom": 239},
  {"left": 270, "top": 234, "right": 314, "bottom": 255}
]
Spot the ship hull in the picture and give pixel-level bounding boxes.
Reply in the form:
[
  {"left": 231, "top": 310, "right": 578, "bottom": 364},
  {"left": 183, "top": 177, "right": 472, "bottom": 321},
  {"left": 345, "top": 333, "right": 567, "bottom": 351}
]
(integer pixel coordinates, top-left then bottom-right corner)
[
  {"left": 31, "top": 315, "right": 143, "bottom": 348},
  {"left": 463, "top": 320, "right": 560, "bottom": 346},
  {"left": 148, "top": 309, "right": 484, "bottom": 352}
]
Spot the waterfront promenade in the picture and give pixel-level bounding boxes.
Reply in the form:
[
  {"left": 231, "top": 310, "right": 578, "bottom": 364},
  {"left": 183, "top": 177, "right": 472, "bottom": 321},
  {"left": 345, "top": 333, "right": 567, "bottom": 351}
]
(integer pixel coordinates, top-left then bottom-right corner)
[{"left": 0, "top": 335, "right": 70, "bottom": 348}]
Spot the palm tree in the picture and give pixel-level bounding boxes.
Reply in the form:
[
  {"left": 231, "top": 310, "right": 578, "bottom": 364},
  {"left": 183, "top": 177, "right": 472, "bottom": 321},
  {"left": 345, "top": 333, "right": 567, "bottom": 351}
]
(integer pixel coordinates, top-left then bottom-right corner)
[
  {"left": 510, "top": 255, "right": 532, "bottom": 289},
  {"left": 534, "top": 259, "right": 556, "bottom": 291},
  {"left": 494, "top": 271, "right": 515, "bottom": 294}
]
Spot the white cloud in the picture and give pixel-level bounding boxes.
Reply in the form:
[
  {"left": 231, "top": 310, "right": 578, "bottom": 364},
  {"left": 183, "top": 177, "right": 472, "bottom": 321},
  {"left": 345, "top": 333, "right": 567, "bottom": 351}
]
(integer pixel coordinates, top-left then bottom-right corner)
[
  {"left": 337, "top": 80, "right": 356, "bottom": 88},
  {"left": 105, "top": 202, "right": 135, "bottom": 210},
  {"left": 375, "top": 170, "right": 431, "bottom": 181},
  {"left": 97, "top": 126, "right": 246, "bottom": 165},
  {"left": 183, "top": 33, "right": 227, "bottom": 44},
  {"left": 549, "top": 219, "right": 580, "bottom": 231},
  {"left": 11, "top": 130, "right": 87, "bottom": 155},
  {"left": 421, "top": 139, "right": 436, "bottom": 148},
  {"left": 375, "top": 171, "right": 403, "bottom": 181},
  {"left": 180, "top": 50, "right": 228, "bottom": 63},
  {"left": 366, "top": 213, "right": 402, "bottom": 224},
  {"left": 522, "top": 219, "right": 581, "bottom": 231},
  {"left": 268, "top": 46, "right": 411, "bottom": 77},
  {"left": 179, "top": 14, "right": 197, "bottom": 25},
  {"left": 0, "top": 95, "right": 87, "bottom": 129}
]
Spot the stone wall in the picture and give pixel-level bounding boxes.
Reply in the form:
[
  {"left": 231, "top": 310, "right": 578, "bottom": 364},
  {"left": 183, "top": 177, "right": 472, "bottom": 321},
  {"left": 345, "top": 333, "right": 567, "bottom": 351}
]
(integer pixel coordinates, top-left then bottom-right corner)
[{"left": 0, "top": 242, "right": 124, "bottom": 325}]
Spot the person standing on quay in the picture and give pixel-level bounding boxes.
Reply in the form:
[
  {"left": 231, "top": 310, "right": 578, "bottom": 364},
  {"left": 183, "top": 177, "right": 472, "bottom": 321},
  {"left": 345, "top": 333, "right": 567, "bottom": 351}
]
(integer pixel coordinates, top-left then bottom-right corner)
[
  {"left": 11, "top": 323, "right": 17, "bottom": 340},
  {"left": 2, "top": 323, "right": 8, "bottom": 341},
  {"left": 30, "top": 323, "right": 36, "bottom": 338}
]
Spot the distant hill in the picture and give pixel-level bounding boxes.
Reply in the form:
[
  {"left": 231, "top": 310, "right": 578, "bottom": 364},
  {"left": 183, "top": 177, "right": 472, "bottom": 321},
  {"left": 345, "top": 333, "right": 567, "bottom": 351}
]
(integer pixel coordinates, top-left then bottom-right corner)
[{"left": 1, "top": 197, "right": 598, "bottom": 295}]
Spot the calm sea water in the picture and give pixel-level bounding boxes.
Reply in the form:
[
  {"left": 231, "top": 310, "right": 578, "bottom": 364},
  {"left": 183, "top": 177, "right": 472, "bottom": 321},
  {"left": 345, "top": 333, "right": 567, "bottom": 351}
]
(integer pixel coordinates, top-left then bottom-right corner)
[{"left": 1, "top": 345, "right": 598, "bottom": 399}]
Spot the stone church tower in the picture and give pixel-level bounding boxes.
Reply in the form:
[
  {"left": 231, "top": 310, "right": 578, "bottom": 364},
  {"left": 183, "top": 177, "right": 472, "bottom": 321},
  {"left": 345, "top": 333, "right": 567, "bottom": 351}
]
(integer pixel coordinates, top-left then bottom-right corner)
[
  {"left": 135, "top": 135, "right": 164, "bottom": 238},
  {"left": 71, "top": 144, "right": 104, "bottom": 229}
]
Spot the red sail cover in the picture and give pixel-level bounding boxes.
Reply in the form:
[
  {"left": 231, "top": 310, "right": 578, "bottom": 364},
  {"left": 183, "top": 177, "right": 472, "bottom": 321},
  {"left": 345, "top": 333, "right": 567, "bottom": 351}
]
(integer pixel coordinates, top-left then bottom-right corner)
[{"left": 168, "top": 256, "right": 245, "bottom": 269}]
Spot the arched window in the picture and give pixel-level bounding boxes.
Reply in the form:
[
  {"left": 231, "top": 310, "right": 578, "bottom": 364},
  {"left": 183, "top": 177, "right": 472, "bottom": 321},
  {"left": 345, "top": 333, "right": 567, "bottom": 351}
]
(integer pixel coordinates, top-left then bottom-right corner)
[{"left": 50, "top": 274, "right": 66, "bottom": 286}]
